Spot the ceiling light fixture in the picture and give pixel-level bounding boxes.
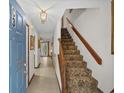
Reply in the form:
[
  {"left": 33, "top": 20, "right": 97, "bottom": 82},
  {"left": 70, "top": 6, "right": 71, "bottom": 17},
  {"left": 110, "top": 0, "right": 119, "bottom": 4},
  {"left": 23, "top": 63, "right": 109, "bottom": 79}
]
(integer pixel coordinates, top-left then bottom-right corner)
[
  {"left": 40, "top": 10, "right": 47, "bottom": 23},
  {"left": 31, "top": 0, "right": 56, "bottom": 24}
]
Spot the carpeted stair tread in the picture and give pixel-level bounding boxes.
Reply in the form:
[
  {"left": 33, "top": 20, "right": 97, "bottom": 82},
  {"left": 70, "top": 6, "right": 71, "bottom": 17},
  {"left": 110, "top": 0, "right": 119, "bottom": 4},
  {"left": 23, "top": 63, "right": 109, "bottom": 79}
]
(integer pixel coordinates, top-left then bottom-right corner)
[
  {"left": 61, "top": 41, "right": 74, "bottom": 43},
  {"left": 62, "top": 38, "right": 72, "bottom": 40},
  {"left": 62, "top": 39, "right": 73, "bottom": 42},
  {"left": 67, "top": 76, "right": 98, "bottom": 93},
  {"left": 64, "top": 55, "right": 83, "bottom": 61},
  {"left": 64, "top": 50, "right": 80, "bottom": 55},
  {"left": 78, "top": 76, "right": 98, "bottom": 89},
  {"left": 62, "top": 35, "right": 72, "bottom": 39},
  {"left": 78, "top": 87, "right": 103, "bottom": 93},
  {"left": 66, "top": 61, "right": 87, "bottom": 68},
  {"left": 66, "top": 68, "right": 92, "bottom": 78},
  {"left": 68, "top": 87, "right": 103, "bottom": 93},
  {"left": 62, "top": 42, "right": 75, "bottom": 45},
  {"left": 61, "top": 33, "right": 70, "bottom": 36},
  {"left": 63, "top": 45, "right": 77, "bottom": 50}
]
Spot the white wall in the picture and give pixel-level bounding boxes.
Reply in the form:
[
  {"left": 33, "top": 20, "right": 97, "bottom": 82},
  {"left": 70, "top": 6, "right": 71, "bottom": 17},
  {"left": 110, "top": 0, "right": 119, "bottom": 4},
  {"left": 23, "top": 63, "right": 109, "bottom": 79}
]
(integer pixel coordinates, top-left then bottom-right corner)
[
  {"left": 52, "top": 54, "right": 62, "bottom": 90},
  {"left": 65, "top": 2, "right": 114, "bottom": 93},
  {"left": 34, "top": 32, "right": 40, "bottom": 68},
  {"left": 28, "top": 26, "right": 35, "bottom": 81},
  {"left": 26, "top": 22, "right": 40, "bottom": 82},
  {"left": 52, "top": 18, "right": 62, "bottom": 91}
]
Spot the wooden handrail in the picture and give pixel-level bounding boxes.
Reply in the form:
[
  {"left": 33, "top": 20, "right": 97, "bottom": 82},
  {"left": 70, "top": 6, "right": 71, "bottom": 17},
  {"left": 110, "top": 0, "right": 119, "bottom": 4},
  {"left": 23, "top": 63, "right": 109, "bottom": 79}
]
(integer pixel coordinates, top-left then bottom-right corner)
[
  {"left": 58, "top": 38, "right": 67, "bottom": 93},
  {"left": 66, "top": 18, "right": 102, "bottom": 65}
]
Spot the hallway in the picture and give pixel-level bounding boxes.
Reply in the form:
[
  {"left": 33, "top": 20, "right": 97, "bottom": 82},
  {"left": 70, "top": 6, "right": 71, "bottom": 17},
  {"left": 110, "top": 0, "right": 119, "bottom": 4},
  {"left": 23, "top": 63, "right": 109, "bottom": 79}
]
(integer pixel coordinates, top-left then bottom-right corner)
[
  {"left": 8, "top": 0, "right": 114, "bottom": 93},
  {"left": 27, "top": 57, "right": 60, "bottom": 93}
]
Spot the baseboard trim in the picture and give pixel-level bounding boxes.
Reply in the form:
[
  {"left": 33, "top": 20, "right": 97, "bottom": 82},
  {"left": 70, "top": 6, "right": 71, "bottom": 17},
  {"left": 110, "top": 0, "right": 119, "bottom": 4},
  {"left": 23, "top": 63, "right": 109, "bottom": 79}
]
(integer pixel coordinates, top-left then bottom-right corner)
[
  {"left": 34, "top": 63, "right": 41, "bottom": 69},
  {"left": 28, "top": 74, "right": 35, "bottom": 86},
  {"left": 110, "top": 88, "right": 114, "bottom": 93}
]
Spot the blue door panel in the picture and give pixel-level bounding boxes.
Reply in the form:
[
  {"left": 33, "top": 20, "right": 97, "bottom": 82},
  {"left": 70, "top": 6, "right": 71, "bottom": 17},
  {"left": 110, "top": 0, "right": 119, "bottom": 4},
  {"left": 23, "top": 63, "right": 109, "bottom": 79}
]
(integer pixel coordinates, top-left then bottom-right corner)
[
  {"left": 16, "top": 11, "right": 23, "bottom": 33},
  {"left": 9, "top": 1, "right": 26, "bottom": 93}
]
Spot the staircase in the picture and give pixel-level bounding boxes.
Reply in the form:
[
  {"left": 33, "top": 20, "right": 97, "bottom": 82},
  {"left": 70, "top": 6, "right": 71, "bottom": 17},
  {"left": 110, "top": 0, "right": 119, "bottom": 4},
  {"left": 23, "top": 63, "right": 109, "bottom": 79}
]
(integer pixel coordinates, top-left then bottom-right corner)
[{"left": 61, "top": 28, "right": 103, "bottom": 93}]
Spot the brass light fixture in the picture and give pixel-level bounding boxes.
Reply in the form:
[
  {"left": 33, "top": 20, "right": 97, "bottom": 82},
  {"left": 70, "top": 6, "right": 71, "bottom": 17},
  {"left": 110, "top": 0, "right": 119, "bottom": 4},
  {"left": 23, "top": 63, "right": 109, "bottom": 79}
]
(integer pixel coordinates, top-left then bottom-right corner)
[
  {"left": 40, "top": 10, "right": 47, "bottom": 23},
  {"left": 30, "top": 0, "right": 55, "bottom": 24}
]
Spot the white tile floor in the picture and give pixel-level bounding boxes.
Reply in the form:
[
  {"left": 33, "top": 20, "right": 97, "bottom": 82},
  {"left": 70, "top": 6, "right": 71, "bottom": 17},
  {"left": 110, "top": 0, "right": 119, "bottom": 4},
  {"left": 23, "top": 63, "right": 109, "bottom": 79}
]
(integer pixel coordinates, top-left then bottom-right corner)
[{"left": 27, "top": 57, "right": 60, "bottom": 93}]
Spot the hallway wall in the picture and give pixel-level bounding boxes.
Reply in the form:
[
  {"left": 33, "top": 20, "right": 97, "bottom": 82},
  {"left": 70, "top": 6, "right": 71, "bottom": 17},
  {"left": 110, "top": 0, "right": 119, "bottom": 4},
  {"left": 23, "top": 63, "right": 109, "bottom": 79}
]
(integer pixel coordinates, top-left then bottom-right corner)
[
  {"left": 52, "top": 18, "right": 62, "bottom": 91},
  {"left": 28, "top": 26, "right": 41, "bottom": 81},
  {"left": 34, "top": 32, "right": 40, "bottom": 68},
  {"left": 52, "top": 55, "right": 62, "bottom": 91},
  {"left": 64, "top": 1, "right": 114, "bottom": 92},
  {"left": 28, "top": 25, "right": 35, "bottom": 81}
]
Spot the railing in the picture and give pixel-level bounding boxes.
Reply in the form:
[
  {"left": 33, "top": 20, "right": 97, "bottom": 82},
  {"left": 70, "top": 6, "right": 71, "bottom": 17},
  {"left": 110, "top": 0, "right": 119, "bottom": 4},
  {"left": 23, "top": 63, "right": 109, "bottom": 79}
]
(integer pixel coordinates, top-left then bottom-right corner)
[
  {"left": 66, "top": 18, "right": 102, "bottom": 65},
  {"left": 58, "top": 38, "right": 67, "bottom": 93}
]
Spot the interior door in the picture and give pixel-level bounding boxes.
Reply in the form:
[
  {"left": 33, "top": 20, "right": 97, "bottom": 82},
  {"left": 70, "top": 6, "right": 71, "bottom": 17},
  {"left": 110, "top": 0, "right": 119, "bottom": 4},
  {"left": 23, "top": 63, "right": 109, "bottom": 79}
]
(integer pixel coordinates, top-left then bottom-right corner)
[{"left": 9, "top": 3, "right": 26, "bottom": 93}]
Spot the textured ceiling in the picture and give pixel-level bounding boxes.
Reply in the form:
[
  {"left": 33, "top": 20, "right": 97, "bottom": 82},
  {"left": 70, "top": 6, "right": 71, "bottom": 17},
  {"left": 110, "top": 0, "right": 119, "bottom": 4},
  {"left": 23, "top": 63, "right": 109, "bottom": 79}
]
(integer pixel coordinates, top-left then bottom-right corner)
[
  {"left": 17, "top": 0, "right": 106, "bottom": 41},
  {"left": 17, "top": 0, "right": 60, "bottom": 41}
]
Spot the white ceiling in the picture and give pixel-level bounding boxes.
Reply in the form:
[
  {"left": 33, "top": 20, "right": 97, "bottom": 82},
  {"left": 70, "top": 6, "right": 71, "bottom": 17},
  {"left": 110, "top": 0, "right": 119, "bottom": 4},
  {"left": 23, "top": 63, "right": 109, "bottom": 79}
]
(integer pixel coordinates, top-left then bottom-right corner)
[
  {"left": 17, "top": 0, "right": 107, "bottom": 41},
  {"left": 17, "top": 0, "right": 60, "bottom": 41}
]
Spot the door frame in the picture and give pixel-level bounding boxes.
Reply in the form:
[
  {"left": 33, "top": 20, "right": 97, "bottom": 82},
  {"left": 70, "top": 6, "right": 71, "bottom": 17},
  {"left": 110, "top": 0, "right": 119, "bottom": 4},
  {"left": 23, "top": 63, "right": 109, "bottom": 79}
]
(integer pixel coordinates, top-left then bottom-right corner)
[
  {"left": 26, "top": 24, "right": 30, "bottom": 85},
  {"left": 40, "top": 41, "right": 50, "bottom": 57}
]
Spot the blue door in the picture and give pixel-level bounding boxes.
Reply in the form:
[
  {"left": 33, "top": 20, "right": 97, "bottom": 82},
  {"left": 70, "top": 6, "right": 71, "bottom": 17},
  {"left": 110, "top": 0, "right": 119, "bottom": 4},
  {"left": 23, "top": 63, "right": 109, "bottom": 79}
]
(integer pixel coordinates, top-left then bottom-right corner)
[{"left": 9, "top": 1, "right": 26, "bottom": 93}]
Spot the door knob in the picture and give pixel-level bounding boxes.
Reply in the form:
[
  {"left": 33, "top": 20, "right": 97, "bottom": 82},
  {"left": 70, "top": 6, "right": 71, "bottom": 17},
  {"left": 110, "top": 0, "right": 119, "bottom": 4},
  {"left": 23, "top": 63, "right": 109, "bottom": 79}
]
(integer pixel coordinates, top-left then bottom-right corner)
[{"left": 24, "top": 63, "right": 27, "bottom": 67}]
